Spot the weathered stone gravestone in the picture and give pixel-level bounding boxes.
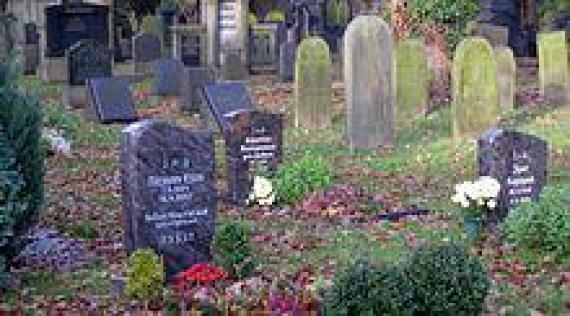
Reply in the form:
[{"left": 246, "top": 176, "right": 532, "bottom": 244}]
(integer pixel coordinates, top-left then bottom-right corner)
[
  {"left": 221, "top": 49, "right": 249, "bottom": 81},
  {"left": 224, "top": 111, "right": 283, "bottom": 204},
  {"left": 295, "top": 37, "right": 332, "bottom": 130},
  {"left": 23, "top": 23, "right": 40, "bottom": 76},
  {"left": 133, "top": 33, "right": 162, "bottom": 77},
  {"left": 538, "top": 31, "right": 569, "bottom": 106},
  {"left": 472, "top": 23, "right": 509, "bottom": 48},
  {"left": 185, "top": 67, "right": 216, "bottom": 112},
  {"left": 0, "top": 13, "right": 18, "bottom": 60},
  {"left": 87, "top": 77, "right": 137, "bottom": 124},
  {"left": 478, "top": 128, "right": 548, "bottom": 222},
  {"left": 495, "top": 46, "right": 516, "bottom": 111},
  {"left": 395, "top": 38, "right": 429, "bottom": 131},
  {"left": 151, "top": 58, "right": 187, "bottom": 96},
  {"left": 452, "top": 37, "right": 499, "bottom": 139},
  {"left": 121, "top": 120, "right": 216, "bottom": 279},
  {"left": 344, "top": 15, "right": 394, "bottom": 150},
  {"left": 67, "top": 39, "right": 112, "bottom": 86},
  {"left": 279, "top": 30, "right": 297, "bottom": 83},
  {"left": 202, "top": 83, "right": 283, "bottom": 204}
]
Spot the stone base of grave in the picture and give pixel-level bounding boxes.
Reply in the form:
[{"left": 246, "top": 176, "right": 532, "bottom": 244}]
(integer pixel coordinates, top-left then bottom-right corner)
[
  {"left": 134, "top": 61, "right": 153, "bottom": 79},
  {"left": 113, "top": 62, "right": 135, "bottom": 77},
  {"left": 62, "top": 85, "right": 89, "bottom": 109},
  {"left": 41, "top": 57, "right": 67, "bottom": 83}
]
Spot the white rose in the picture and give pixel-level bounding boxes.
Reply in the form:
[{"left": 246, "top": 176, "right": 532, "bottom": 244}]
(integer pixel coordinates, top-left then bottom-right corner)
[
  {"left": 252, "top": 176, "right": 273, "bottom": 199},
  {"left": 257, "top": 193, "right": 275, "bottom": 206},
  {"left": 487, "top": 199, "right": 497, "bottom": 209}
]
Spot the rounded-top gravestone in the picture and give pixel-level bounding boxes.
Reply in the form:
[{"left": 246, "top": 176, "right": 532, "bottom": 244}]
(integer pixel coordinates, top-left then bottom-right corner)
[
  {"left": 538, "top": 31, "right": 569, "bottom": 106},
  {"left": 295, "top": 36, "right": 332, "bottom": 130},
  {"left": 344, "top": 15, "right": 394, "bottom": 150},
  {"left": 495, "top": 46, "right": 516, "bottom": 111},
  {"left": 396, "top": 38, "right": 429, "bottom": 131},
  {"left": 452, "top": 37, "right": 499, "bottom": 140}
]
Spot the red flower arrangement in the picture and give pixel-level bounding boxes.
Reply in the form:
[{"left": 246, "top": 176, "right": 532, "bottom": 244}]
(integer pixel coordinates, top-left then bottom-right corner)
[{"left": 175, "top": 263, "right": 228, "bottom": 287}]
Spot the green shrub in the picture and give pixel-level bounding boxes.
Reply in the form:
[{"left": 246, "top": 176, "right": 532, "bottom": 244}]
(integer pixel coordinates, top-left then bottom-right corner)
[
  {"left": 325, "top": 258, "right": 414, "bottom": 315},
  {"left": 274, "top": 154, "right": 334, "bottom": 204},
  {"left": 0, "top": 84, "right": 43, "bottom": 259},
  {"left": 212, "top": 221, "right": 255, "bottom": 280},
  {"left": 501, "top": 184, "right": 570, "bottom": 260},
  {"left": 406, "top": 243, "right": 489, "bottom": 315},
  {"left": 125, "top": 249, "right": 165, "bottom": 301}
]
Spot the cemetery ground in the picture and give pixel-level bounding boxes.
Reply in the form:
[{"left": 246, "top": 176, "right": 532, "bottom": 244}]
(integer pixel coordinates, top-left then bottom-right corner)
[{"left": 2, "top": 74, "right": 570, "bottom": 314}]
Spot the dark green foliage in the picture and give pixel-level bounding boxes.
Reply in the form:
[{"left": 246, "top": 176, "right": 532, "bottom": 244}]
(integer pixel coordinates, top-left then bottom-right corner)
[
  {"left": 501, "top": 184, "right": 570, "bottom": 260},
  {"left": 274, "top": 154, "right": 334, "bottom": 204},
  {"left": 325, "top": 259, "right": 414, "bottom": 316},
  {"left": 212, "top": 221, "right": 255, "bottom": 280},
  {"left": 406, "top": 243, "right": 490, "bottom": 315},
  {"left": 0, "top": 83, "right": 44, "bottom": 259}
]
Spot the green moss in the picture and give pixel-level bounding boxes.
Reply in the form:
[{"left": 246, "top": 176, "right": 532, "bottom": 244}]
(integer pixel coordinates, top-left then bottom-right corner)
[
  {"left": 396, "top": 38, "right": 429, "bottom": 131},
  {"left": 294, "top": 37, "right": 332, "bottom": 130},
  {"left": 140, "top": 15, "right": 161, "bottom": 37},
  {"left": 452, "top": 37, "right": 499, "bottom": 140},
  {"left": 538, "top": 31, "right": 569, "bottom": 106},
  {"left": 495, "top": 46, "right": 516, "bottom": 111}
]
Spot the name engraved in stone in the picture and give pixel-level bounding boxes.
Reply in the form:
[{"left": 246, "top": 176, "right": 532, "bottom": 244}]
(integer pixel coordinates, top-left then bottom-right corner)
[
  {"left": 245, "top": 136, "right": 272, "bottom": 144},
  {"left": 240, "top": 144, "right": 277, "bottom": 152},
  {"left": 147, "top": 172, "right": 205, "bottom": 203},
  {"left": 513, "top": 164, "right": 530, "bottom": 174},
  {"left": 507, "top": 176, "right": 535, "bottom": 186},
  {"left": 145, "top": 208, "right": 209, "bottom": 229}
]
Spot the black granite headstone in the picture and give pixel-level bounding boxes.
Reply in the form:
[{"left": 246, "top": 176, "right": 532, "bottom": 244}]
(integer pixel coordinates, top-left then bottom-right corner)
[
  {"left": 120, "top": 38, "right": 133, "bottom": 61},
  {"left": 279, "top": 41, "right": 296, "bottom": 82},
  {"left": 185, "top": 67, "right": 216, "bottom": 111},
  {"left": 151, "top": 58, "right": 186, "bottom": 96},
  {"left": 24, "top": 23, "right": 39, "bottom": 45},
  {"left": 202, "top": 82, "right": 256, "bottom": 129},
  {"left": 478, "top": 128, "right": 548, "bottom": 221},
  {"left": 23, "top": 43, "right": 39, "bottom": 75},
  {"left": 67, "top": 39, "right": 112, "bottom": 86},
  {"left": 121, "top": 120, "right": 216, "bottom": 279},
  {"left": 224, "top": 110, "right": 283, "bottom": 204},
  {"left": 133, "top": 33, "right": 162, "bottom": 63},
  {"left": 45, "top": 3, "right": 109, "bottom": 58},
  {"left": 87, "top": 77, "right": 137, "bottom": 123}
]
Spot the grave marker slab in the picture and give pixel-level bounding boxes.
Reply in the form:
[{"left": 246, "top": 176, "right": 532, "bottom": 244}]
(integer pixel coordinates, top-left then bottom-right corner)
[
  {"left": 202, "top": 82, "right": 256, "bottom": 129},
  {"left": 279, "top": 40, "right": 297, "bottom": 83},
  {"left": 538, "top": 31, "right": 569, "bottom": 106},
  {"left": 185, "top": 67, "right": 216, "bottom": 112},
  {"left": 151, "top": 58, "right": 187, "bottom": 96},
  {"left": 344, "top": 15, "right": 394, "bottom": 149},
  {"left": 224, "top": 110, "right": 283, "bottom": 204},
  {"left": 478, "top": 128, "right": 548, "bottom": 222},
  {"left": 495, "top": 46, "right": 516, "bottom": 111},
  {"left": 87, "top": 77, "right": 138, "bottom": 123},
  {"left": 133, "top": 33, "right": 162, "bottom": 76},
  {"left": 121, "top": 120, "right": 216, "bottom": 279},
  {"left": 67, "top": 39, "right": 112, "bottom": 86},
  {"left": 45, "top": 3, "right": 109, "bottom": 58}
]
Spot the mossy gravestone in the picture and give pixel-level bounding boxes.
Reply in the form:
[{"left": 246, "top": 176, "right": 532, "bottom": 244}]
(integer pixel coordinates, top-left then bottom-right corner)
[
  {"left": 495, "top": 46, "right": 516, "bottom": 111},
  {"left": 344, "top": 15, "right": 394, "bottom": 150},
  {"left": 452, "top": 37, "right": 499, "bottom": 139},
  {"left": 538, "top": 31, "right": 569, "bottom": 106},
  {"left": 396, "top": 38, "right": 429, "bottom": 131},
  {"left": 295, "top": 37, "right": 332, "bottom": 130}
]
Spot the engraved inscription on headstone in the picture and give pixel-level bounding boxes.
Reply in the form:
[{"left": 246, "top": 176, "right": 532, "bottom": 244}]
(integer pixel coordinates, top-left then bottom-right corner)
[
  {"left": 224, "top": 111, "right": 283, "bottom": 204},
  {"left": 478, "top": 128, "right": 548, "bottom": 221},
  {"left": 67, "top": 39, "right": 112, "bottom": 86},
  {"left": 121, "top": 121, "right": 216, "bottom": 278},
  {"left": 87, "top": 77, "right": 137, "bottom": 123}
]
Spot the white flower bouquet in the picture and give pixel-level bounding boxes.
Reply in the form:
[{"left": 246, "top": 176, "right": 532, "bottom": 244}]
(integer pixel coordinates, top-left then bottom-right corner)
[
  {"left": 451, "top": 176, "right": 501, "bottom": 219},
  {"left": 246, "top": 176, "right": 275, "bottom": 206}
]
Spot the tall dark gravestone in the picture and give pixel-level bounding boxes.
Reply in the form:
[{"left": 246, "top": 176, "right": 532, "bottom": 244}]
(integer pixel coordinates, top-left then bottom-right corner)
[
  {"left": 224, "top": 111, "right": 283, "bottom": 204},
  {"left": 478, "top": 128, "right": 548, "bottom": 221},
  {"left": 87, "top": 77, "right": 137, "bottom": 123},
  {"left": 151, "top": 58, "right": 186, "bottom": 96},
  {"left": 45, "top": 3, "right": 109, "bottom": 58},
  {"left": 185, "top": 67, "right": 216, "bottom": 112},
  {"left": 133, "top": 33, "right": 162, "bottom": 77},
  {"left": 67, "top": 39, "right": 112, "bottom": 86},
  {"left": 202, "top": 83, "right": 283, "bottom": 204},
  {"left": 23, "top": 23, "right": 40, "bottom": 75},
  {"left": 121, "top": 120, "right": 216, "bottom": 278}
]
